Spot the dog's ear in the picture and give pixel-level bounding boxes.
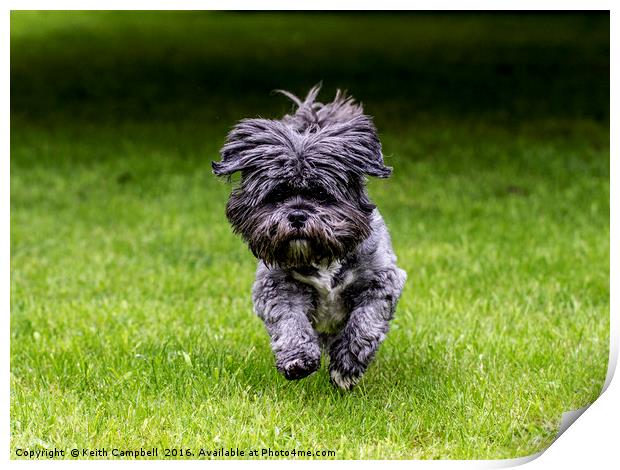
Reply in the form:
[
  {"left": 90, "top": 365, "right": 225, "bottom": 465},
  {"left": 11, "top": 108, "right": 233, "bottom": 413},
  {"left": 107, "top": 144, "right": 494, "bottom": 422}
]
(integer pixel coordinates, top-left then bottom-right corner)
[
  {"left": 212, "top": 119, "right": 259, "bottom": 177},
  {"left": 315, "top": 115, "right": 392, "bottom": 179},
  {"left": 212, "top": 118, "right": 290, "bottom": 177}
]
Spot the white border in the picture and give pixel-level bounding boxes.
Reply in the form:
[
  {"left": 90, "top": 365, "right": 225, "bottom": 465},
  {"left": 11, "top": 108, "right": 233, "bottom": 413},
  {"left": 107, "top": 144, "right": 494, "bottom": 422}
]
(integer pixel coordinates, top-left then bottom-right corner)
[{"left": 3, "top": 3, "right": 616, "bottom": 468}]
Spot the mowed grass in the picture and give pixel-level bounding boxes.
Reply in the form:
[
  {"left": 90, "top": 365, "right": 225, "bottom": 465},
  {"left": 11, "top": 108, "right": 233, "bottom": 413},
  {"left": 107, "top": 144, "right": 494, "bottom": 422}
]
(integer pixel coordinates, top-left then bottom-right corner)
[{"left": 10, "top": 12, "right": 609, "bottom": 459}]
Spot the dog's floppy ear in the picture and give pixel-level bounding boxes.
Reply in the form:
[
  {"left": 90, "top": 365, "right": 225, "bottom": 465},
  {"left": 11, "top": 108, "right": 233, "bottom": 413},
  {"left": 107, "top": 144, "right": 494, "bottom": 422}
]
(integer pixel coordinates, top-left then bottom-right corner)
[
  {"left": 315, "top": 115, "right": 392, "bottom": 179},
  {"left": 212, "top": 118, "right": 290, "bottom": 177},
  {"left": 213, "top": 119, "right": 260, "bottom": 177}
]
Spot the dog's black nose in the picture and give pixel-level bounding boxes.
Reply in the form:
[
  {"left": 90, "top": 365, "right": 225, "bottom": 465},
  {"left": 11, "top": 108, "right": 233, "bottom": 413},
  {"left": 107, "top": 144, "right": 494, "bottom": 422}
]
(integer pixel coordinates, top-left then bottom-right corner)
[{"left": 288, "top": 210, "right": 308, "bottom": 229}]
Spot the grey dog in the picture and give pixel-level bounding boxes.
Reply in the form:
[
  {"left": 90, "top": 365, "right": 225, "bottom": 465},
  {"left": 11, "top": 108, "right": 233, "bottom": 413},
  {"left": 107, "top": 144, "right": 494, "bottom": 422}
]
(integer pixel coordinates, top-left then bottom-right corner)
[{"left": 213, "top": 85, "right": 406, "bottom": 390}]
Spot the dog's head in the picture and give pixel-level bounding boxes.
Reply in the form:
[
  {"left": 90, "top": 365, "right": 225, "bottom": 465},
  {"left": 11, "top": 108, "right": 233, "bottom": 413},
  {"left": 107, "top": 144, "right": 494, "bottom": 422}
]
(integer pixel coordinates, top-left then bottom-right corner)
[{"left": 212, "top": 86, "right": 392, "bottom": 268}]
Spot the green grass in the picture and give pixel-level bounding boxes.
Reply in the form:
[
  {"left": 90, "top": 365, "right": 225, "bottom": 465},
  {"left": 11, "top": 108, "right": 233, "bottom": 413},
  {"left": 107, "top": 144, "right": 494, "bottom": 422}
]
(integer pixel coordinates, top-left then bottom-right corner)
[{"left": 10, "top": 12, "right": 609, "bottom": 459}]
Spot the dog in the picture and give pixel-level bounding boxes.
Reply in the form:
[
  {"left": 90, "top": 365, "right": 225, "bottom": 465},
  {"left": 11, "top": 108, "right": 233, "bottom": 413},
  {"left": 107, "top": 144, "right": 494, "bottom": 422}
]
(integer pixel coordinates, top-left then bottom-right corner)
[{"left": 212, "top": 85, "right": 406, "bottom": 390}]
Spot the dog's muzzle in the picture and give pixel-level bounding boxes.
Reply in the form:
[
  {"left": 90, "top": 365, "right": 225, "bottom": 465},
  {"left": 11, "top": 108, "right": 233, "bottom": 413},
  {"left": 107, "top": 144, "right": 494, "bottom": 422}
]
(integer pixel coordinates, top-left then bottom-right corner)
[{"left": 287, "top": 209, "right": 308, "bottom": 229}]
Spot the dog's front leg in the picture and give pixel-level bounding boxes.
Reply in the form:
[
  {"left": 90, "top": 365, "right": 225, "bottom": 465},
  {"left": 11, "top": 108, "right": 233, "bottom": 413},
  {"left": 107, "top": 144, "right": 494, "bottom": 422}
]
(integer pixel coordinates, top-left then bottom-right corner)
[
  {"left": 329, "top": 269, "right": 406, "bottom": 390},
  {"left": 328, "top": 300, "right": 391, "bottom": 389},
  {"left": 253, "top": 270, "right": 320, "bottom": 380},
  {"left": 263, "top": 306, "right": 321, "bottom": 380}
]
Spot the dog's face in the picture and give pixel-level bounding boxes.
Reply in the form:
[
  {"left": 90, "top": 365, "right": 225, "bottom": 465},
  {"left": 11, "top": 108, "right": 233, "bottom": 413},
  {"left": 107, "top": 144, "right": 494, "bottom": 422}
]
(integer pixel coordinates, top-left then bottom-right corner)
[{"left": 213, "top": 109, "right": 391, "bottom": 268}]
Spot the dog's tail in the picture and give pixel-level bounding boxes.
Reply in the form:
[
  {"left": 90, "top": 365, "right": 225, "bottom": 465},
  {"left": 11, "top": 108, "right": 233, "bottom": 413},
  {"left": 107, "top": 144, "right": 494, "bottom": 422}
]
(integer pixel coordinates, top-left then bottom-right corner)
[{"left": 276, "top": 83, "right": 364, "bottom": 131}]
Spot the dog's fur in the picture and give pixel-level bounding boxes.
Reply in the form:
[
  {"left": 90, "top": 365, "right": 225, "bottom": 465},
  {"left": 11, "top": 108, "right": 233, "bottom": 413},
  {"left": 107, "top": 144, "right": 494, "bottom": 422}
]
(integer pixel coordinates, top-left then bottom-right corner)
[{"left": 213, "top": 85, "right": 406, "bottom": 389}]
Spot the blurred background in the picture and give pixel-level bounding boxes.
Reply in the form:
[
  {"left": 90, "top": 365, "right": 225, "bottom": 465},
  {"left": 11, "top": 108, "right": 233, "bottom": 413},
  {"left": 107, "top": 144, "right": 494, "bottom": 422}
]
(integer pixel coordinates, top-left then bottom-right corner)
[{"left": 11, "top": 11, "right": 610, "bottom": 123}]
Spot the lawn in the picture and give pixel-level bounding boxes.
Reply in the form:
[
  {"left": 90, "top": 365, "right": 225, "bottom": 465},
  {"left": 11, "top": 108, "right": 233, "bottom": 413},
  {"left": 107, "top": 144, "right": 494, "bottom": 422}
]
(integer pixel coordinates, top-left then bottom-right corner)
[{"left": 10, "top": 12, "right": 610, "bottom": 459}]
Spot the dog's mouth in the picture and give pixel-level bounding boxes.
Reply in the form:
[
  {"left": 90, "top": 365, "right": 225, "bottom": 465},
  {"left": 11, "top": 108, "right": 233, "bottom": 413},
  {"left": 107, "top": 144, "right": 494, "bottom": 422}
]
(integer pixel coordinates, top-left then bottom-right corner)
[
  {"left": 259, "top": 222, "right": 353, "bottom": 268},
  {"left": 288, "top": 237, "right": 310, "bottom": 248},
  {"left": 285, "top": 228, "right": 311, "bottom": 242},
  {"left": 285, "top": 237, "right": 312, "bottom": 263}
]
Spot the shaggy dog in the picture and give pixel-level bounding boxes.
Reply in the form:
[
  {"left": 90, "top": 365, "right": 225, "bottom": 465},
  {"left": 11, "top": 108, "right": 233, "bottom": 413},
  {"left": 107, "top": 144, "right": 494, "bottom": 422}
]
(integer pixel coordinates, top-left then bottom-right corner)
[{"left": 213, "top": 85, "right": 406, "bottom": 389}]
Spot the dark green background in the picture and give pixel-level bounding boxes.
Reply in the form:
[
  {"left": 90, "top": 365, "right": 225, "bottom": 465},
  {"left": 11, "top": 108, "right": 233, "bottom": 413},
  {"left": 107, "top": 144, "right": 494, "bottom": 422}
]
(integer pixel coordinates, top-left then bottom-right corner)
[{"left": 12, "top": 12, "right": 609, "bottom": 123}]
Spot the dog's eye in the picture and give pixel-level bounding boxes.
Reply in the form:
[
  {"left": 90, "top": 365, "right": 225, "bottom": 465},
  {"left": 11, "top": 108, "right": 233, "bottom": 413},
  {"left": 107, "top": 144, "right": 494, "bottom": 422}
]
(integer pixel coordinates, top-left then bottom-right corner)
[
  {"left": 312, "top": 188, "right": 333, "bottom": 203},
  {"left": 264, "top": 185, "right": 290, "bottom": 204}
]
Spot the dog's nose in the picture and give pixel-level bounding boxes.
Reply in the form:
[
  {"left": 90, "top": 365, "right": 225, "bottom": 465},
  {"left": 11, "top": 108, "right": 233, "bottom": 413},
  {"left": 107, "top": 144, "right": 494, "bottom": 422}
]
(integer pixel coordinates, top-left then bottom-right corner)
[{"left": 288, "top": 210, "right": 308, "bottom": 229}]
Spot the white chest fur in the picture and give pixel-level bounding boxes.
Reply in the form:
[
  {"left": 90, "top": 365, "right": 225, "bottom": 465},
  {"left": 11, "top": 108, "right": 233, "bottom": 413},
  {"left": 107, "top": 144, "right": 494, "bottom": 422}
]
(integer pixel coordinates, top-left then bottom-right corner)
[{"left": 291, "top": 262, "right": 355, "bottom": 334}]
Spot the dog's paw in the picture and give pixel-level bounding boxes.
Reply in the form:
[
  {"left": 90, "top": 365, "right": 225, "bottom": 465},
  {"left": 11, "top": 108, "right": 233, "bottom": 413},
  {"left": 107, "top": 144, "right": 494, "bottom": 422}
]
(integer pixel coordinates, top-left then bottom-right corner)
[
  {"left": 280, "top": 357, "right": 320, "bottom": 380},
  {"left": 329, "top": 367, "right": 361, "bottom": 391},
  {"left": 276, "top": 346, "right": 321, "bottom": 380}
]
